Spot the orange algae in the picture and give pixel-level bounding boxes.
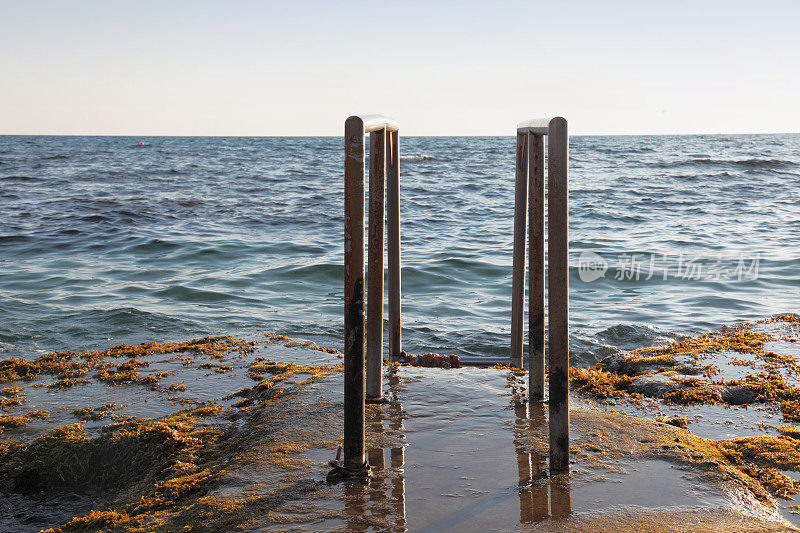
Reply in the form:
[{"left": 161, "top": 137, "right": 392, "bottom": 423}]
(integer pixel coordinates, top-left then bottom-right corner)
[
  {"left": 95, "top": 367, "right": 169, "bottom": 389},
  {"left": 73, "top": 403, "right": 122, "bottom": 421},
  {"left": 266, "top": 333, "right": 342, "bottom": 355},
  {"left": 781, "top": 399, "right": 800, "bottom": 422},
  {"left": 569, "top": 367, "right": 635, "bottom": 399},
  {"left": 1, "top": 386, "right": 22, "bottom": 397},
  {"left": 656, "top": 415, "right": 693, "bottom": 428},
  {"left": 0, "top": 386, "right": 25, "bottom": 408},
  {"left": 45, "top": 509, "right": 130, "bottom": 532},
  {"left": 0, "top": 414, "right": 31, "bottom": 430},
  {"left": 3, "top": 354, "right": 345, "bottom": 532},
  {"left": 47, "top": 377, "right": 90, "bottom": 390},
  {"left": 0, "top": 397, "right": 24, "bottom": 408},
  {"left": 741, "top": 466, "right": 799, "bottom": 500},
  {"left": 0, "top": 336, "right": 256, "bottom": 385},
  {"left": 571, "top": 317, "right": 800, "bottom": 420},
  {"left": 247, "top": 361, "right": 342, "bottom": 394},
  {"left": 662, "top": 386, "right": 723, "bottom": 405},
  {"left": 719, "top": 434, "right": 800, "bottom": 471}
]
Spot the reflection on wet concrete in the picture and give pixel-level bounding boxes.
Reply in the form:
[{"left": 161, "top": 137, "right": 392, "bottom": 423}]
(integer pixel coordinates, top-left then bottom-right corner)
[
  {"left": 359, "top": 367, "right": 408, "bottom": 530},
  {"left": 343, "top": 482, "right": 367, "bottom": 532},
  {"left": 318, "top": 368, "right": 768, "bottom": 532},
  {"left": 511, "top": 379, "right": 572, "bottom": 525},
  {"left": 330, "top": 369, "right": 576, "bottom": 531}
]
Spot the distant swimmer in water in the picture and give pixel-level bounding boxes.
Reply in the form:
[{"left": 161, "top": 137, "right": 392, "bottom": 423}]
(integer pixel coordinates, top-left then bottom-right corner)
[{"left": 138, "top": 142, "right": 145, "bottom": 145}]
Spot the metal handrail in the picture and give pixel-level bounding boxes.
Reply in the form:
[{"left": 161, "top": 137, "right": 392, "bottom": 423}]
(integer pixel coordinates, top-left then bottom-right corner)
[
  {"left": 347, "top": 114, "right": 400, "bottom": 133},
  {"left": 511, "top": 116, "right": 570, "bottom": 473},
  {"left": 340, "top": 114, "right": 401, "bottom": 477},
  {"left": 516, "top": 117, "right": 562, "bottom": 134}
]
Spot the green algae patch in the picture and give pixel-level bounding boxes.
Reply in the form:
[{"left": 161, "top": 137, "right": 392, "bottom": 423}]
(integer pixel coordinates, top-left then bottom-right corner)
[{"left": 1, "top": 415, "right": 213, "bottom": 494}]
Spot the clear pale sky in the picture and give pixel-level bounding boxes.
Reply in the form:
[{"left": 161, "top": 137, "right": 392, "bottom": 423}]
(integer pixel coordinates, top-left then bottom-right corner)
[{"left": 1, "top": 1, "right": 798, "bottom": 136}]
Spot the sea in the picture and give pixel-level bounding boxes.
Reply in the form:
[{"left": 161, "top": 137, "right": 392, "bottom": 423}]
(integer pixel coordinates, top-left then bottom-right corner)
[{"left": 1, "top": 134, "right": 798, "bottom": 366}]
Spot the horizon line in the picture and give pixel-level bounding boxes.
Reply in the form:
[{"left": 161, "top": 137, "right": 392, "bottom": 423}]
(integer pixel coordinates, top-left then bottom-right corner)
[{"left": 1, "top": 131, "right": 799, "bottom": 138}]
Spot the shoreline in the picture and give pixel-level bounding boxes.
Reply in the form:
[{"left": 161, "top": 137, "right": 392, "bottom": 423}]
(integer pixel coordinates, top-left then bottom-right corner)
[{"left": 1, "top": 320, "right": 800, "bottom": 530}]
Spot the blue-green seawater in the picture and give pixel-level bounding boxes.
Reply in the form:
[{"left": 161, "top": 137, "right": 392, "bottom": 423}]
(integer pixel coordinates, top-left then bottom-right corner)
[{"left": 1, "top": 135, "right": 798, "bottom": 364}]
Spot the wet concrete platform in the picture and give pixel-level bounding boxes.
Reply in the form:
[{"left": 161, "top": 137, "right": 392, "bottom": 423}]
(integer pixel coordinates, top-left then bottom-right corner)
[{"left": 290, "top": 365, "right": 794, "bottom": 532}]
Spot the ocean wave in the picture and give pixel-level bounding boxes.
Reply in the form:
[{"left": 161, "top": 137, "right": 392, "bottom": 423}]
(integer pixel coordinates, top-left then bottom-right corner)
[
  {"left": 152, "top": 285, "right": 261, "bottom": 304},
  {"left": 264, "top": 262, "right": 342, "bottom": 282},
  {"left": 399, "top": 154, "right": 435, "bottom": 163},
  {"left": 570, "top": 324, "right": 684, "bottom": 365},
  {"left": 2, "top": 134, "right": 799, "bottom": 366},
  {"left": 594, "top": 146, "right": 656, "bottom": 155},
  {"left": 650, "top": 158, "right": 798, "bottom": 170},
  {"left": 1, "top": 175, "right": 43, "bottom": 182}
]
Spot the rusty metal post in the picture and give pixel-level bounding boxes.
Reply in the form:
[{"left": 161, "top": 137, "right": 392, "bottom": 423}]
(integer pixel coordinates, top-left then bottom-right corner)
[
  {"left": 387, "top": 130, "right": 402, "bottom": 361},
  {"left": 366, "top": 129, "right": 386, "bottom": 401},
  {"left": 510, "top": 132, "right": 529, "bottom": 369},
  {"left": 342, "top": 115, "right": 368, "bottom": 473},
  {"left": 528, "top": 134, "right": 545, "bottom": 401},
  {"left": 333, "top": 115, "right": 398, "bottom": 482},
  {"left": 547, "top": 117, "right": 569, "bottom": 472}
]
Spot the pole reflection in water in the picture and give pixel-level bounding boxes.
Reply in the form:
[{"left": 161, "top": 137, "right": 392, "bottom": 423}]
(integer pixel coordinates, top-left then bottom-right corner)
[
  {"left": 386, "top": 369, "right": 406, "bottom": 526},
  {"left": 344, "top": 482, "right": 368, "bottom": 532},
  {"left": 358, "top": 367, "right": 407, "bottom": 529},
  {"left": 511, "top": 376, "right": 572, "bottom": 525}
]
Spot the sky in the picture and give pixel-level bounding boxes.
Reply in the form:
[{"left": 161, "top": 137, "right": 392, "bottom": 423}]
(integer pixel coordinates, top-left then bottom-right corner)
[{"left": 1, "top": 1, "right": 798, "bottom": 136}]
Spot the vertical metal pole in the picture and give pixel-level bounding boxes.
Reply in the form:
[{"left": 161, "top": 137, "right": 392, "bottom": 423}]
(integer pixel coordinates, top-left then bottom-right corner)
[
  {"left": 510, "top": 132, "right": 529, "bottom": 368},
  {"left": 367, "top": 129, "right": 386, "bottom": 400},
  {"left": 547, "top": 117, "right": 569, "bottom": 472},
  {"left": 344, "top": 116, "right": 367, "bottom": 471},
  {"left": 387, "top": 130, "right": 402, "bottom": 360},
  {"left": 528, "top": 134, "right": 545, "bottom": 401}
]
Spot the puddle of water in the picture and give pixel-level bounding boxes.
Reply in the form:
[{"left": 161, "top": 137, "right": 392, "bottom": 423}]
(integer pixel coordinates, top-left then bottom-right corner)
[{"left": 300, "top": 367, "right": 787, "bottom": 532}]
